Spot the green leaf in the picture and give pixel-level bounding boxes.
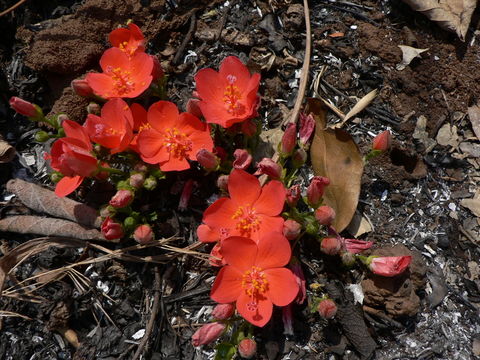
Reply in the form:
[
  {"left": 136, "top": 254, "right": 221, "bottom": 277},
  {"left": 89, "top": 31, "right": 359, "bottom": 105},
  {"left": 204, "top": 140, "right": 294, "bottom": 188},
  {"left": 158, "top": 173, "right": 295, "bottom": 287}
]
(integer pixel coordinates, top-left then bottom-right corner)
[{"left": 214, "top": 342, "right": 236, "bottom": 360}]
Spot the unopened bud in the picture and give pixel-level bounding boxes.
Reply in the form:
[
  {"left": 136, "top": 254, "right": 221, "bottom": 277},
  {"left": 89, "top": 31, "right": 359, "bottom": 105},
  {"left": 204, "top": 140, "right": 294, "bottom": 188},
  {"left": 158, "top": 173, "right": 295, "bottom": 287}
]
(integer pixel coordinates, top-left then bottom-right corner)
[
  {"left": 211, "top": 303, "right": 235, "bottom": 320},
  {"left": 286, "top": 185, "right": 301, "bottom": 207},
  {"left": 134, "top": 163, "right": 148, "bottom": 173},
  {"left": 254, "top": 158, "right": 282, "bottom": 179},
  {"left": 133, "top": 224, "right": 154, "bottom": 244},
  {"left": 314, "top": 206, "right": 336, "bottom": 226},
  {"left": 317, "top": 299, "right": 337, "bottom": 319},
  {"left": 129, "top": 173, "right": 145, "bottom": 188},
  {"left": 109, "top": 189, "right": 134, "bottom": 208},
  {"left": 281, "top": 122, "right": 297, "bottom": 156},
  {"left": 9, "top": 97, "right": 42, "bottom": 119},
  {"left": 35, "top": 131, "right": 50, "bottom": 142},
  {"left": 196, "top": 149, "right": 219, "bottom": 171},
  {"left": 233, "top": 149, "right": 252, "bottom": 170},
  {"left": 320, "top": 237, "right": 341, "bottom": 255},
  {"left": 283, "top": 219, "right": 302, "bottom": 240},
  {"left": 306, "top": 176, "right": 330, "bottom": 208},
  {"left": 144, "top": 176, "right": 157, "bottom": 190},
  {"left": 123, "top": 216, "right": 137, "bottom": 230},
  {"left": 101, "top": 216, "right": 124, "bottom": 240},
  {"left": 238, "top": 338, "right": 257, "bottom": 359},
  {"left": 191, "top": 322, "right": 226, "bottom": 347},
  {"left": 299, "top": 112, "right": 315, "bottom": 148},
  {"left": 151, "top": 55, "right": 165, "bottom": 81},
  {"left": 87, "top": 102, "right": 101, "bottom": 115},
  {"left": 50, "top": 172, "right": 63, "bottom": 183},
  {"left": 71, "top": 79, "right": 94, "bottom": 97},
  {"left": 292, "top": 148, "right": 307, "bottom": 168}
]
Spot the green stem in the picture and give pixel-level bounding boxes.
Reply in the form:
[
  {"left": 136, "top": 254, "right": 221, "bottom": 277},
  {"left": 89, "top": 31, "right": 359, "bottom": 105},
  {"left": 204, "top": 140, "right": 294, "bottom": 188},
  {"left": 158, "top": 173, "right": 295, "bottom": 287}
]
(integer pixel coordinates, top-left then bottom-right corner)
[{"left": 98, "top": 166, "right": 127, "bottom": 176}]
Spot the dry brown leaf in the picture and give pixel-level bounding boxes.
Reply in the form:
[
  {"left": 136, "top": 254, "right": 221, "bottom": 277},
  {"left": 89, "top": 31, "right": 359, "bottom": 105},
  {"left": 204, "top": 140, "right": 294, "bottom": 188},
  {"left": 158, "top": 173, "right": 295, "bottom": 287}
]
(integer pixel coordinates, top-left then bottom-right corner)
[
  {"left": 308, "top": 98, "right": 364, "bottom": 232},
  {"left": 346, "top": 212, "right": 373, "bottom": 237},
  {"left": 402, "top": 0, "right": 477, "bottom": 41},
  {"left": 460, "top": 198, "right": 480, "bottom": 217},
  {"left": 0, "top": 135, "right": 15, "bottom": 163},
  {"left": 467, "top": 104, "right": 480, "bottom": 140},
  {"left": 397, "top": 45, "right": 429, "bottom": 70}
]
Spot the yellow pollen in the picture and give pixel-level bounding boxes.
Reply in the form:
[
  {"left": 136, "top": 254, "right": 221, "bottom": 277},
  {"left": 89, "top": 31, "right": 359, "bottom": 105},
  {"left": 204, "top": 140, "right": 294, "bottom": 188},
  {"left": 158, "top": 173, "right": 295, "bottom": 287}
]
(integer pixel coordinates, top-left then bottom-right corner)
[
  {"left": 223, "top": 75, "right": 244, "bottom": 115},
  {"left": 106, "top": 66, "right": 135, "bottom": 95},
  {"left": 163, "top": 127, "right": 192, "bottom": 159},
  {"left": 241, "top": 266, "right": 269, "bottom": 311},
  {"left": 231, "top": 204, "right": 260, "bottom": 237},
  {"left": 138, "top": 123, "right": 151, "bottom": 132}
]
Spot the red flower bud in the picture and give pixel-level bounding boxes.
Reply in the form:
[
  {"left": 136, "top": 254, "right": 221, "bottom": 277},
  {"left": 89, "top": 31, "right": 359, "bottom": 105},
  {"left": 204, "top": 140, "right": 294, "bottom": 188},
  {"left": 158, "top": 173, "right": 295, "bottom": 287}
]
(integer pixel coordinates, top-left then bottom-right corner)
[
  {"left": 368, "top": 256, "right": 411, "bottom": 277},
  {"left": 317, "top": 299, "right": 337, "bottom": 319},
  {"left": 151, "top": 55, "right": 164, "bottom": 81},
  {"left": 133, "top": 224, "right": 154, "bottom": 244},
  {"left": 211, "top": 303, "right": 235, "bottom": 320},
  {"left": 289, "top": 257, "right": 306, "bottom": 304},
  {"left": 241, "top": 119, "right": 257, "bottom": 137},
  {"left": 299, "top": 112, "right": 315, "bottom": 147},
  {"left": 372, "top": 130, "right": 392, "bottom": 152},
  {"left": 281, "top": 122, "right": 297, "bottom": 155},
  {"left": 292, "top": 148, "right": 307, "bottom": 168},
  {"left": 238, "top": 338, "right": 257, "bottom": 359},
  {"left": 307, "top": 176, "right": 330, "bottom": 208},
  {"left": 283, "top": 219, "right": 302, "bottom": 240},
  {"left": 71, "top": 79, "right": 94, "bottom": 97},
  {"left": 314, "top": 205, "right": 336, "bottom": 226},
  {"left": 101, "top": 216, "right": 124, "bottom": 240},
  {"left": 217, "top": 175, "right": 229, "bottom": 192},
  {"left": 286, "top": 185, "right": 301, "bottom": 207},
  {"left": 186, "top": 98, "right": 203, "bottom": 118},
  {"left": 191, "top": 322, "right": 226, "bottom": 347},
  {"left": 129, "top": 173, "right": 145, "bottom": 188},
  {"left": 109, "top": 189, "right": 134, "bottom": 208},
  {"left": 196, "top": 149, "right": 219, "bottom": 171},
  {"left": 344, "top": 238, "right": 373, "bottom": 254},
  {"left": 233, "top": 149, "right": 252, "bottom": 170},
  {"left": 254, "top": 158, "right": 282, "bottom": 179},
  {"left": 179, "top": 179, "right": 195, "bottom": 211},
  {"left": 9, "top": 97, "right": 41, "bottom": 118},
  {"left": 321, "top": 237, "right": 341, "bottom": 255}
]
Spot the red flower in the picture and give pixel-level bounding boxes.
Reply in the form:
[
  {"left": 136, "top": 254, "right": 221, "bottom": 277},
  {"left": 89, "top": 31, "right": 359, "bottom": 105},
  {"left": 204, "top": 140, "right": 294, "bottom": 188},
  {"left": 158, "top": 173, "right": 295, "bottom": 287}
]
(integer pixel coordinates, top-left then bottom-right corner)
[
  {"left": 136, "top": 101, "right": 213, "bottom": 171},
  {"left": 47, "top": 120, "right": 97, "bottom": 197},
  {"left": 109, "top": 23, "right": 145, "bottom": 56},
  {"left": 84, "top": 98, "right": 133, "bottom": 154},
  {"left": 368, "top": 256, "right": 411, "bottom": 277},
  {"left": 86, "top": 47, "right": 153, "bottom": 99},
  {"left": 199, "top": 169, "right": 285, "bottom": 242},
  {"left": 210, "top": 233, "right": 299, "bottom": 327},
  {"left": 194, "top": 56, "right": 260, "bottom": 128}
]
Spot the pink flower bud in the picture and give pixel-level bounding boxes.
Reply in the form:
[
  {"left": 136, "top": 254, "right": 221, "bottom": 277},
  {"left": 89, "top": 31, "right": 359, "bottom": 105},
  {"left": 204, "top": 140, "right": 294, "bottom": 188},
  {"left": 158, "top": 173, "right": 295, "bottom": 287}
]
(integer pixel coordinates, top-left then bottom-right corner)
[
  {"left": 129, "top": 173, "right": 145, "bottom": 188},
  {"left": 291, "top": 148, "right": 307, "bottom": 168},
  {"left": 314, "top": 206, "right": 336, "bottom": 226},
  {"left": 281, "top": 123, "right": 297, "bottom": 155},
  {"left": 286, "top": 185, "right": 301, "bottom": 207},
  {"left": 372, "top": 130, "right": 392, "bottom": 152},
  {"left": 283, "top": 219, "right": 302, "bottom": 240},
  {"left": 321, "top": 237, "right": 341, "bottom": 255},
  {"left": 317, "top": 299, "right": 337, "bottom": 319},
  {"left": 299, "top": 112, "right": 315, "bottom": 147},
  {"left": 238, "top": 338, "right": 257, "bottom": 359},
  {"left": 133, "top": 224, "right": 154, "bottom": 244},
  {"left": 344, "top": 238, "right": 373, "bottom": 254},
  {"left": 9, "top": 97, "right": 41, "bottom": 118},
  {"left": 71, "top": 79, "right": 94, "bottom": 97},
  {"left": 307, "top": 176, "right": 330, "bottom": 208},
  {"left": 282, "top": 305, "right": 294, "bottom": 335},
  {"left": 233, "top": 149, "right": 252, "bottom": 170},
  {"left": 191, "top": 322, "right": 226, "bottom": 347},
  {"left": 254, "top": 158, "right": 282, "bottom": 179},
  {"left": 186, "top": 99, "right": 203, "bottom": 118},
  {"left": 151, "top": 55, "right": 164, "bottom": 81},
  {"left": 241, "top": 119, "right": 257, "bottom": 137},
  {"left": 87, "top": 102, "right": 101, "bottom": 115},
  {"left": 134, "top": 163, "right": 148, "bottom": 172},
  {"left": 369, "top": 256, "right": 411, "bottom": 277},
  {"left": 211, "top": 303, "right": 235, "bottom": 320},
  {"left": 216, "top": 175, "right": 229, "bottom": 192},
  {"left": 109, "top": 189, "right": 134, "bottom": 208},
  {"left": 179, "top": 179, "right": 195, "bottom": 211},
  {"left": 196, "top": 149, "right": 219, "bottom": 171},
  {"left": 101, "top": 216, "right": 124, "bottom": 240}
]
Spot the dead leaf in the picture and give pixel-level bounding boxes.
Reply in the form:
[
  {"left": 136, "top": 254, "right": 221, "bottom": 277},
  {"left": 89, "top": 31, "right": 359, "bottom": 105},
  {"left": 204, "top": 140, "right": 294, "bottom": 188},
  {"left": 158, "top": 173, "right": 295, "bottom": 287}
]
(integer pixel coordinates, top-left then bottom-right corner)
[
  {"left": 412, "top": 115, "right": 437, "bottom": 153},
  {"left": 436, "top": 123, "right": 459, "bottom": 148},
  {"left": 467, "top": 104, "right": 480, "bottom": 140},
  {"left": 460, "top": 198, "right": 480, "bottom": 217},
  {"left": 333, "top": 89, "right": 378, "bottom": 128},
  {"left": 346, "top": 212, "right": 373, "bottom": 237},
  {"left": 402, "top": 0, "right": 477, "bottom": 41},
  {"left": 396, "top": 45, "right": 429, "bottom": 70},
  {"left": 309, "top": 98, "right": 364, "bottom": 232},
  {"left": 0, "top": 135, "right": 15, "bottom": 163}
]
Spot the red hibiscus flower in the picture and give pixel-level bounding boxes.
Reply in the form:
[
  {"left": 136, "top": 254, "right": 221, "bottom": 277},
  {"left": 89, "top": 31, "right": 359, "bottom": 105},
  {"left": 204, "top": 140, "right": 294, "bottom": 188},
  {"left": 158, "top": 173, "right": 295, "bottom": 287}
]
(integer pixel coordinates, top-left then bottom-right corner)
[
  {"left": 194, "top": 56, "right": 260, "bottom": 128},
  {"left": 86, "top": 47, "right": 153, "bottom": 99},
  {"left": 136, "top": 101, "right": 213, "bottom": 171},
  {"left": 109, "top": 23, "right": 145, "bottom": 56},
  {"left": 210, "top": 233, "right": 299, "bottom": 327},
  {"left": 84, "top": 98, "right": 133, "bottom": 154},
  {"left": 198, "top": 169, "right": 286, "bottom": 243},
  {"left": 47, "top": 120, "right": 98, "bottom": 197}
]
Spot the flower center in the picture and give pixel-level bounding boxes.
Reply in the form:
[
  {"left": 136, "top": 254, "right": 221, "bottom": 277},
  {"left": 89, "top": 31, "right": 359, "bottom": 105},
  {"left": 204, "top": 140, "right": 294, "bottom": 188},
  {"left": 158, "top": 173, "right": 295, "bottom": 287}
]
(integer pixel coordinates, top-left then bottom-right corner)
[
  {"left": 241, "top": 266, "right": 269, "bottom": 311},
  {"left": 223, "top": 75, "right": 245, "bottom": 116},
  {"left": 231, "top": 204, "right": 260, "bottom": 237},
  {"left": 163, "top": 128, "right": 192, "bottom": 159},
  {"left": 106, "top": 66, "right": 135, "bottom": 96}
]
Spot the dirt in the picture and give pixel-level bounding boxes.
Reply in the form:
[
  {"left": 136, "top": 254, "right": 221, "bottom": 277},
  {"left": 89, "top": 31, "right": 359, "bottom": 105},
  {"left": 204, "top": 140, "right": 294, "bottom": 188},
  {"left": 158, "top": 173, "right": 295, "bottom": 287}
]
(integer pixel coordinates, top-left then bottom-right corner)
[{"left": 2, "top": 0, "right": 480, "bottom": 359}]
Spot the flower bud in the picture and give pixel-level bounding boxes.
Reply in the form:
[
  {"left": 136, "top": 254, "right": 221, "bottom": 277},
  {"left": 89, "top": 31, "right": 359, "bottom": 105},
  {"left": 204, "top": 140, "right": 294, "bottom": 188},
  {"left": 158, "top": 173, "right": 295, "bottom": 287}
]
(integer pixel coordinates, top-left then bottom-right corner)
[
  {"left": 238, "top": 338, "right": 257, "bottom": 359},
  {"left": 71, "top": 79, "right": 94, "bottom": 97},
  {"left": 123, "top": 216, "right": 137, "bottom": 230},
  {"left": 191, "top": 322, "right": 226, "bottom": 347},
  {"left": 217, "top": 175, "right": 229, "bottom": 192},
  {"left": 314, "top": 206, "right": 336, "bottom": 226},
  {"left": 99, "top": 205, "right": 115, "bottom": 218},
  {"left": 241, "top": 119, "right": 257, "bottom": 137},
  {"left": 87, "top": 102, "right": 101, "bottom": 115},
  {"left": 282, "top": 305, "right": 294, "bottom": 336},
  {"left": 50, "top": 171, "right": 63, "bottom": 183},
  {"left": 129, "top": 173, "right": 145, "bottom": 188},
  {"left": 307, "top": 176, "right": 330, "bottom": 208},
  {"left": 317, "top": 299, "right": 337, "bottom": 319},
  {"left": 151, "top": 55, "right": 165, "bottom": 81},
  {"left": 109, "top": 189, "right": 134, "bottom": 208},
  {"left": 320, "top": 237, "right": 341, "bottom": 255},
  {"left": 35, "top": 131, "right": 50, "bottom": 142},
  {"left": 281, "top": 122, "right": 297, "bottom": 156},
  {"left": 341, "top": 251, "right": 356, "bottom": 267},
  {"left": 196, "top": 149, "right": 219, "bottom": 171},
  {"left": 368, "top": 256, "right": 412, "bottom": 277},
  {"left": 299, "top": 112, "right": 315, "bottom": 148},
  {"left": 283, "top": 220, "right": 302, "bottom": 240},
  {"left": 101, "top": 216, "right": 124, "bottom": 240},
  {"left": 186, "top": 99, "right": 203, "bottom": 118},
  {"left": 292, "top": 148, "right": 307, "bottom": 168},
  {"left": 233, "top": 149, "right": 252, "bottom": 170},
  {"left": 372, "top": 130, "right": 392, "bottom": 152},
  {"left": 211, "top": 303, "right": 235, "bottom": 320},
  {"left": 254, "top": 158, "right": 282, "bottom": 179},
  {"left": 179, "top": 179, "right": 195, "bottom": 211},
  {"left": 143, "top": 176, "right": 157, "bottom": 190},
  {"left": 134, "top": 163, "right": 148, "bottom": 173},
  {"left": 134, "top": 224, "right": 154, "bottom": 244},
  {"left": 286, "top": 185, "right": 301, "bottom": 207},
  {"left": 9, "top": 97, "right": 43, "bottom": 119}
]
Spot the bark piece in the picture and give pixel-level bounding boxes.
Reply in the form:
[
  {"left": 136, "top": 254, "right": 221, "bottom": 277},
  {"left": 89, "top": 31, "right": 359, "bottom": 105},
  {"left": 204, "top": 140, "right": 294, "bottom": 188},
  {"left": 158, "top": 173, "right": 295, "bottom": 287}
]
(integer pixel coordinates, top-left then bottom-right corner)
[{"left": 6, "top": 178, "right": 101, "bottom": 228}]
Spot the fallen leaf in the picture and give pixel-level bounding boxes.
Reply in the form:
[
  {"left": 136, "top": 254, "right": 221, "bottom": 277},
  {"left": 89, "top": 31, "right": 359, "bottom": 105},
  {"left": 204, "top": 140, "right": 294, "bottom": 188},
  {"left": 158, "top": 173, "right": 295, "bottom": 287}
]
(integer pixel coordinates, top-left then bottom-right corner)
[
  {"left": 436, "top": 123, "right": 459, "bottom": 148},
  {"left": 460, "top": 198, "right": 480, "bottom": 217},
  {"left": 333, "top": 89, "right": 378, "bottom": 128},
  {"left": 412, "top": 115, "right": 437, "bottom": 153},
  {"left": 346, "top": 212, "right": 373, "bottom": 237},
  {"left": 460, "top": 142, "right": 480, "bottom": 157},
  {"left": 396, "top": 45, "right": 429, "bottom": 70},
  {"left": 402, "top": 0, "right": 477, "bottom": 41},
  {"left": 309, "top": 98, "right": 364, "bottom": 232},
  {"left": 467, "top": 104, "right": 480, "bottom": 140}
]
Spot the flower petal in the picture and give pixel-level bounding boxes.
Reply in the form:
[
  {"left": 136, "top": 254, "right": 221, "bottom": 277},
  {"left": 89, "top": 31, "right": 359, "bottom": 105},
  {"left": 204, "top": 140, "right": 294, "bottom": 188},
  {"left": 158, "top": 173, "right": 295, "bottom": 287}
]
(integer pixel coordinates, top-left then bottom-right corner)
[
  {"left": 211, "top": 266, "right": 243, "bottom": 303},
  {"left": 63, "top": 120, "right": 91, "bottom": 148},
  {"left": 221, "top": 236, "right": 256, "bottom": 271},
  {"left": 254, "top": 180, "right": 286, "bottom": 216},
  {"left": 159, "top": 156, "right": 190, "bottom": 171},
  {"left": 85, "top": 73, "right": 115, "bottom": 99},
  {"left": 197, "top": 224, "right": 220, "bottom": 243},
  {"left": 203, "top": 197, "right": 237, "bottom": 230},
  {"left": 194, "top": 68, "right": 224, "bottom": 102},
  {"left": 131, "top": 103, "right": 148, "bottom": 131},
  {"left": 55, "top": 176, "right": 83, "bottom": 197},
  {"left": 255, "top": 232, "right": 291, "bottom": 269},
  {"left": 219, "top": 56, "right": 251, "bottom": 90},
  {"left": 264, "top": 268, "right": 299, "bottom": 306},
  {"left": 147, "top": 101, "right": 179, "bottom": 131},
  {"left": 236, "top": 291, "right": 272, "bottom": 327},
  {"left": 255, "top": 215, "right": 285, "bottom": 242},
  {"left": 228, "top": 169, "right": 260, "bottom": 206},
  {"left": 99, "top": 47, "right": 129, "bottom": 72},
  {"left": 137, "top": 128, "right": 164, "bottom": 158}
]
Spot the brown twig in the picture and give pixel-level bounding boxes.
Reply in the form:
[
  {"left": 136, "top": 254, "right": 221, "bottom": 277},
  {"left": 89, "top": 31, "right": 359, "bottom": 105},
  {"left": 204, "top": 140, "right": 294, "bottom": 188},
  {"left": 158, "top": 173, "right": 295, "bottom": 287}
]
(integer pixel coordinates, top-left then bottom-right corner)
[
  {"left": 215, "top": 1, "right": 235, "bottom": 41},
  {"left": 131, "top": 265, "right": 162, "bottom": 360},
  {"left": 172, "top": 12, "right": 197, "bottom": 65},
  {"left": 0, "top": 0, "right": 27, "bottom": 17}
]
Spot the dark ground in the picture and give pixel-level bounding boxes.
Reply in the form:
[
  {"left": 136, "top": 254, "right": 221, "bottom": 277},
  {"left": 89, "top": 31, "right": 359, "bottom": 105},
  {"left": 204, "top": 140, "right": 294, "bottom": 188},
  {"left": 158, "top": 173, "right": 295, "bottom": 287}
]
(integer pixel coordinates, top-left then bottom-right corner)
[{"left": 1, "top": 0, "right": 480, "bottom": 359}]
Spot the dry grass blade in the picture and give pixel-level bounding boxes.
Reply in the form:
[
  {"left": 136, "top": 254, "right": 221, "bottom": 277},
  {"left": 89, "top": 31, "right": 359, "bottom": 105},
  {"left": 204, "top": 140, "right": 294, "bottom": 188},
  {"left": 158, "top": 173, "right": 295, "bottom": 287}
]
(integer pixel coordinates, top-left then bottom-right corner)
[
  {"left": 0, "top": 310, "right": 32, "bottom": 320},
  {"left": 333, "top": 89, "right": 378, "bottom": 128}
]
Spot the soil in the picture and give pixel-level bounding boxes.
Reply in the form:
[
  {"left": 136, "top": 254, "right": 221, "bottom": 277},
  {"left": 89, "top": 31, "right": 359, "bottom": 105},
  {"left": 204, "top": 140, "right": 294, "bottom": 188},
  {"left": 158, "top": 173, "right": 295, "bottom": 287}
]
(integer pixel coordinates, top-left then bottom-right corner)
[{"left": 1, "top": 0, "right": 480, "bottom": 359}]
